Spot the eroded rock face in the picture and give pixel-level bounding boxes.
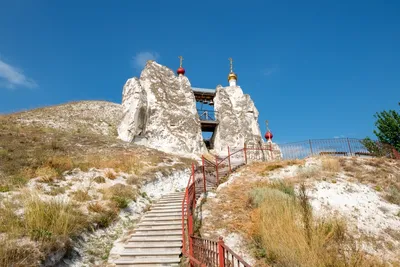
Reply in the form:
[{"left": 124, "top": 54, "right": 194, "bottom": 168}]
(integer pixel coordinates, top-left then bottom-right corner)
[
  {"left": 213, "top": 85, "right": 264, "bottom": 154},
  {"left": 118, "top": 61, "right": 206, "bottom": 155}
]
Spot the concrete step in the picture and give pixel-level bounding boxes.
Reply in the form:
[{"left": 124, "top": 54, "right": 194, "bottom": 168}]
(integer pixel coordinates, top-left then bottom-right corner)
[
  {"left": 138, "top": 222, "right": 181, "bottom": 227},
  {"left": 153, "top": 202, "right": 186, "bottom": 208},
  {"left": 132, "top": 230, "right": 181, "bottom": 236},
  {"left": 119, "top": 249, "right": 181, "bottom": 256},
  {"left": 141, "top": 216, "right": 181, "bottom": 221},
  {"left": 116, "top": 264, "right": 179, "bottom": 267},
  {"left": 146, "top": 214, "right": 182, "bottom": 218},
  {"left": 141, "top": 216, "right": 182, "bottom": 223},
  {"left": 148, "top": 209, "right": 182, "bottom": 213},
  {"left": 130, "top": 236, "right": 182, "bottom": 242},
  {"left": 115, "top": 257, "right": 180, "bottom": 265},
  {"left": 124, "top": 241, "right": 182, "bottom": 248},
  {"left": 156, "top": 200, "right": 183, "bottom": 204},
  {"left": 136, "top": 225, "right": 182, "bottom": 231},
  {"left": 151, "top": 205, "right": 182, "bottom": 209}
]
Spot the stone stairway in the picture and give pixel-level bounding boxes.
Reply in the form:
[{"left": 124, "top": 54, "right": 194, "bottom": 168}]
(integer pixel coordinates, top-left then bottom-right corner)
[{"left": 114, "top": 192, "right": 185, "bottom": 267}]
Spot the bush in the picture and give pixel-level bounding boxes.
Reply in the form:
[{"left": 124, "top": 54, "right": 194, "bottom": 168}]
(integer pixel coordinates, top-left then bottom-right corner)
[
  {"left": 35, "top": 166, "right": 58, "bottom": 182},
  {"left": 386, "top": 186, "right": 400, "bottom": 205},
  {"left": 24, "top": 196, "right": 87, "bottom": 242},
  {"left": 112, "top": 196, "right": 129, "bottom": 209}
]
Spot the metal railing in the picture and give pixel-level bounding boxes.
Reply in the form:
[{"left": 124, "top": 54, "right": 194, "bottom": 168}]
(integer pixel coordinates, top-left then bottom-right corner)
[
  {"left": 279, "top": 138, "right": 400, "bottom": 160},
  {"left": 198, "top": 110, "right": 217, "bottom": 121},
  {"left": 182, "top": 163, "right": 252, "bottom": 266}
]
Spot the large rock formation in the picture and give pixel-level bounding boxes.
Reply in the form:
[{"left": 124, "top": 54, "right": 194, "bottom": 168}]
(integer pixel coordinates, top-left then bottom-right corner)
[
  {"left": 118, "top": 61, "right": 206, "bottom": 155},
  {"left": 212, "top": 85, "right": 264, "bottom": 154}
]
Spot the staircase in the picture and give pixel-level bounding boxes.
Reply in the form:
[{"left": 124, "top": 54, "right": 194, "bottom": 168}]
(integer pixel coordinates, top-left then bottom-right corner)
[{"left": 114, "top": 192, "right": 185, "bottom": 267}]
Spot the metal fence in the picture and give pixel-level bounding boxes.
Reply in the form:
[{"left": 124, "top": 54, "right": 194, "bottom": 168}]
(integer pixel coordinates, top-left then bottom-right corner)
[{"left": 279, "top": 138, "right": 399, "bottom": 160}]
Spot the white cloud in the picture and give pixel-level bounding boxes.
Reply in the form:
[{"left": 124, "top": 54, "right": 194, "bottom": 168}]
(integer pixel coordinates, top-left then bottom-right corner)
[
  {"left": 262, "top": 66, "right": 278, "bottom": 76},
  {"left": 132, "top": 51, "right": 159, "bottom": 69},
  {"left": 0, "top": 59, "right": 37, "bottom": 89}
]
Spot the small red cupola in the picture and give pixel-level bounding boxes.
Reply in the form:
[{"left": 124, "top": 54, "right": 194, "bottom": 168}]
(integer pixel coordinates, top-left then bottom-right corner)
[
  {"left": 265, "top": 130, "right": 273, "bottom": 141},
  {"left": 177, "top": 55, "right": 185, "bottom": 76},
  {"left": 177, "top": 67, "right": 185, "bottom": 75}
]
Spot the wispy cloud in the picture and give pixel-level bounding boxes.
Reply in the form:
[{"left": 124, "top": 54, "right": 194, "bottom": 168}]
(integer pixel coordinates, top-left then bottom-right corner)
[
  {"left": 334, "top": 135, "right": 346, "bottom": 139},
  {"left": 262, "top": 66, "right": 279, "bottom": 76},
  {"left": 132, "top": 51, "right": 159, "bottom": 69},
  {"left": 0, "top": 58, "right": 37, "bottom": 89}
]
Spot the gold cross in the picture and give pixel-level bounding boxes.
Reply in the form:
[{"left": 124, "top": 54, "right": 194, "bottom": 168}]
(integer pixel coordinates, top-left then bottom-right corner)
[
  {"left": 228, "top": 57, "right": 233, "bottom": 72},
  {"left": 178, "top": 56, "right": 184, "bottom": 67}
]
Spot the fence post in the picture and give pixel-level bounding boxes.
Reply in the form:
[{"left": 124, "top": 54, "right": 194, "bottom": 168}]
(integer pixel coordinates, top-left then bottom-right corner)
[
  {"left": 192, "top": 164, "right": 196, "bottom": 208},
  {"left": 215, "top": 156, "right": 219, "bottom": 185},
  {"left": 347, "top": 138, "right": 353, "bottom": 156},
  {"left": 244, "top": 143, "right": 247, "bottom": 165},
  {"left": 218, "top": 236, "right": 225, "bottom": 267},
  {"left": 202, "top": 156, "right": 206, "bottom": 193},
  {"left": 188, "top": 214, "right": 194, "bottom": 260},
  {"left": 228, "top": 146, "right": 232, "bottom": 173},
  {"left": 309, "top": 139, "right": 314, "bottom": 156}
]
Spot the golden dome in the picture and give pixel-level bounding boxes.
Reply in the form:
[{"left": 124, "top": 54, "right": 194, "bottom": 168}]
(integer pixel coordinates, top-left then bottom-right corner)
[{"left": 228, "top": 72, "right": 238, "bottom": 82}]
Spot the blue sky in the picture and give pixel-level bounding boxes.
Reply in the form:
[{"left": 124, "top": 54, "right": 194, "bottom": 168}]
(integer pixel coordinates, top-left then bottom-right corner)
[{"left": 1, "top": 0, "right": 399, "bottom": 143}]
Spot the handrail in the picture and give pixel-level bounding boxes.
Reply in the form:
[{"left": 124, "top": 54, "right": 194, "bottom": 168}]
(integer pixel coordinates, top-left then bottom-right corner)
[{"left": 182, "top": 163, "right": 252, "bottom": 266}]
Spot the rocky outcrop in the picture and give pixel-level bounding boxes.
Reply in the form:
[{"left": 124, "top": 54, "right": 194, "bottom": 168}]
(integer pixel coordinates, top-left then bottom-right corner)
[
  {"left": 118, "top": 61, "right": 206, "bottom": 155},
  {"left": 212, "top": 85, "right": 264, "bottom": 153}
]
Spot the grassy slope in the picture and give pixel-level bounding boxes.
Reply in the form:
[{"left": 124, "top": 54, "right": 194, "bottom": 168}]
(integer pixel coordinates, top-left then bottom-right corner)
[
  {"left": 200, "top": 158, "right": 400, "bottom": 267},
  {"left": 0, "top": 102, "right": 194, "bottom": 266}
]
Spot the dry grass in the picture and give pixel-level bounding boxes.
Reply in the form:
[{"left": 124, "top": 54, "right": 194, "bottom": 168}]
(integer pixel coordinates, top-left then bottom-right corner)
[
  {"left": 0, "top": 192, "right": 88, "bottom": 261},
  {"left": 248, "top": 184, "right": 384, "bottom": 266},
  {"left": 0, "top": 115, "right": 194, "bottom": 191},
  {"left": 0, "top": 237, "right": 42, "bottom": 267},
  {"left": 339, "top": 157, "right": 400, "bottom": 205},
  {"left": 0, "top": 107, "right": 195, "bottom": 266},
  {"left": 88, "top": 202, "right": 107, "bottom": 213},
  {"left": 105, "top": 170, "right": 117, "bottom": 180},
  {"left": 201, "top": 159, "right": 397, "bottom": 267},
  {"left": 72, "top": 190, "right": 92, "bottom": 202},
  {"left": 35, "top": 166, "right": 58, "bottom": 182},
  {"left": 321, "top": 156, "right": 341, "bottom": 172}
]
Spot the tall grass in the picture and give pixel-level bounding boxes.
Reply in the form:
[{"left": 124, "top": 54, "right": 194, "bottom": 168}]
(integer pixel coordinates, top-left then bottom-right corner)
[
  {"left": 0, "top": 192, "right": 88, "bottom": 266},
  {"left": 249, "top": 184, "right": 384, "bottom": 267}
]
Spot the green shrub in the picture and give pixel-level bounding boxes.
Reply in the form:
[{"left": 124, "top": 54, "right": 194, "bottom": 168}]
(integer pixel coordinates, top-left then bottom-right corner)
[{"left": 112, "top": 196, "right": 129, "bottom": 209}]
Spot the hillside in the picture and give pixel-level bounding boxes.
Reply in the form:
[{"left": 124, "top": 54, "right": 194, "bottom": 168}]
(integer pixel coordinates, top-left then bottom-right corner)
[
  {"left": 8, "top": 101, "right": 122, "bottom": 136},
  {"left": 199, "top": 157, "right": 400, "bottom": 266},
  {"left": 0, "top": 101, "right": 194, "bottom": 266}
]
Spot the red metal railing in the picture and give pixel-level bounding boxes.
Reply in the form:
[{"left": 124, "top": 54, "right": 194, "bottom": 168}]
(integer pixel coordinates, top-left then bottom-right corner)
[{"left": 182, "top": 163, "right": 252, "bottom": 266}]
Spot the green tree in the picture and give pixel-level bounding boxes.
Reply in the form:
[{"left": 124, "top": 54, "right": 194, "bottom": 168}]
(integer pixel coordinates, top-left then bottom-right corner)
[{"left": 373, "top": 103, "right": 400, "bottom": 151}]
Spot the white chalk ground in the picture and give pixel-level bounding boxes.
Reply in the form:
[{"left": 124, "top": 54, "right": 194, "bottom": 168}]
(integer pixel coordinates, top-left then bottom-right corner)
[
  {"left": 201, "top": 157, "right": 400, "bottom": 264},
  {"left": 309, "top": 178, "right": 400, "bottom": 260}
]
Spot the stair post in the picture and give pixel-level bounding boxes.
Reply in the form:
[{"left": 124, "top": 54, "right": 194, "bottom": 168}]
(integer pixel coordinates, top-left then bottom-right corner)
[
  {"left": 202, "top": 156, "right": 206, "bottom": 193},
  {"left": 218, "top": 236, "right": 225, "bottom": 267},
  {"left": 192, "top": 164, "right": 196, "bottom": 208},
  {"left": 215, "top": 156, "right": 219, "bottom": 185},
  {"left": 188, "top": 213, "right": 194, "bottom": 262},
  {"left": 228, "top": 146, "right": 232, "bottom": 173},
  {"left": 243, "top": 143, "right": 247, "bottom": 165}
]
